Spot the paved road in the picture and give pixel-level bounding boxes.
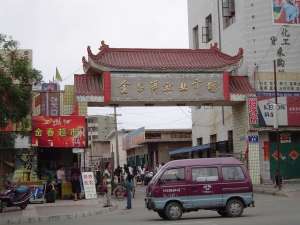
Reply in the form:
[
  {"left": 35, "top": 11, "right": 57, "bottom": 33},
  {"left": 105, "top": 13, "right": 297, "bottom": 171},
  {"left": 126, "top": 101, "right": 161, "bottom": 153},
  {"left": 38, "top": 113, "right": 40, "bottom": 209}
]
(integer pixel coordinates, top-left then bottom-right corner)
[{"left": 25, "top": 186, "right": 300, "bottom": 225}]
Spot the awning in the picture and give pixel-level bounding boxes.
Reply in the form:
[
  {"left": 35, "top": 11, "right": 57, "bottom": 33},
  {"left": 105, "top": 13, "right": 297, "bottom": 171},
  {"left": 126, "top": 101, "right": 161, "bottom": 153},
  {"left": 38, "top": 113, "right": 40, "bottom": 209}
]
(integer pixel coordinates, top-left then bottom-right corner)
[{"left": 169, "top": 144, "right": 211, "bottom": 156}]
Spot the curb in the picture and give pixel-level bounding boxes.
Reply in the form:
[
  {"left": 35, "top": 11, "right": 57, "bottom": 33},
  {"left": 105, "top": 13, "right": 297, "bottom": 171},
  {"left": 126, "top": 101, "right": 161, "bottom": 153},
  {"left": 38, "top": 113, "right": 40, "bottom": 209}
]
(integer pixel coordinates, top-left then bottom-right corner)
[
  {"left": 0, "top": 204, "right": 118, "bottom": 224},
  {"left": 253, "top": 189, "right": 290, "bottom": 197}
]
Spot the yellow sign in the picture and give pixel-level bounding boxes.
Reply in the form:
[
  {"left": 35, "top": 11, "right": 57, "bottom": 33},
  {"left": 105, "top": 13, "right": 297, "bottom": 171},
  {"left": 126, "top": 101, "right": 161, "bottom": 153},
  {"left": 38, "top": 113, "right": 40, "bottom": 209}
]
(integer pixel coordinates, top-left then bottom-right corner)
[{"left": 61, "top": 181, "right": 73, "bottom": 196}]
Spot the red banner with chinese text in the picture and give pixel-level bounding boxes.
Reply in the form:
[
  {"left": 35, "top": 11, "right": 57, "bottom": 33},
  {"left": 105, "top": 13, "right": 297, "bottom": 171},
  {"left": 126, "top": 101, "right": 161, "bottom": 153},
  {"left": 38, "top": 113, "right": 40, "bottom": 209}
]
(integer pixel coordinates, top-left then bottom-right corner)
[
  {"left": 31, "top": 116, "right": 86, "bottom": 147},
  {"left": 264, "top": 141, "right": 270, "bottom": 161}
]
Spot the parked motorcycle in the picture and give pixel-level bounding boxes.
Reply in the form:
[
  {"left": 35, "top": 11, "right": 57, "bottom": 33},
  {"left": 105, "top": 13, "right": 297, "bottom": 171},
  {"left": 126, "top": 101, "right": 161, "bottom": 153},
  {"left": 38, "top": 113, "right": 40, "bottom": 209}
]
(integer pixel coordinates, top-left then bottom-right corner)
[{"left": 0, "top": 172, "right": 32, "bottom": 213}]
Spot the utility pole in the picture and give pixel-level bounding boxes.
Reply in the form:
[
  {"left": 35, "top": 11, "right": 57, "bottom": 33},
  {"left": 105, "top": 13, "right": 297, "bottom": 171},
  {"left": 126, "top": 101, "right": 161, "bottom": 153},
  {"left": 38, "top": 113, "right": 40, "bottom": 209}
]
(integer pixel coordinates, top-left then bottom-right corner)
[
  {"left": 273, "top": 60, "right": 281, "bottom": 190},
  {"left": 109, "top": 106, "right": 121, "bottom": 167}
]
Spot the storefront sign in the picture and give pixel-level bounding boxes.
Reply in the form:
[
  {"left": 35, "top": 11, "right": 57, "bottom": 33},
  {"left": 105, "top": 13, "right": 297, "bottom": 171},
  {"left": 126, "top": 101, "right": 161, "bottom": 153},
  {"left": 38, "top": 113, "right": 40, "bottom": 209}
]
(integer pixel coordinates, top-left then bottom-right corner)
[
  {"left": 247, "top": 98, "right": 259, "bottom": 130},
  {"left": 82, "top": 172, "right": 97, "bottom": 199},
  {"left": 255, "top": 72, "right": 300, "bottom": 97},
  {"left": 31, "top": 116, "right": 86, "bottom": 147},
  {"left": 280, "top": 133, "right": 291, "bottom": 143},
  {"left": 72, "top": 148, "right": 84, "bottom": 153},
  {"left": 40, "top": 92, "right": 60, "bottom": 116},
  {"left": 258, "top": 96, "right": 300, "bottom": 126}
]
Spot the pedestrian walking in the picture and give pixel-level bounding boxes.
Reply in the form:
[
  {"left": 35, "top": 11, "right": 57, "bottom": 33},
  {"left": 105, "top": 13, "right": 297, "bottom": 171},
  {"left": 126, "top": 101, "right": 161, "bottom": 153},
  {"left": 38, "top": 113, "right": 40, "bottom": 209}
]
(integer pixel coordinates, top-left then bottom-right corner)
[
  {"left": 56, "top": 165, "right": 65, "bottom": 199},
  {"left": 140, "top": 164, "right": 145, "bottom": 187},
  {"left": 123, "top": 165, "right": 132, "bottom": 210}
]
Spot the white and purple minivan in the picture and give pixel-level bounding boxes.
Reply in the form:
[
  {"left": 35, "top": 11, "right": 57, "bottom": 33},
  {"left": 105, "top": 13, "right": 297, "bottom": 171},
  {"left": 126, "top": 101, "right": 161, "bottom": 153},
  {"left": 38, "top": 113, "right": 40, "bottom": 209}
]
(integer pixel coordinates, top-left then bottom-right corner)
[{"left": 145, "top": 157, "right": 255, "bottom": 220}]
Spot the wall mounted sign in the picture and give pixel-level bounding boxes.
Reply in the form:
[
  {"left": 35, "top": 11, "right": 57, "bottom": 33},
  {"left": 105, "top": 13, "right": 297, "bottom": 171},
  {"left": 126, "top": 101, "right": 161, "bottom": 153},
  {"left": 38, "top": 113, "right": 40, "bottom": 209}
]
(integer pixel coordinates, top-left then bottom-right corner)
[{"left": 31, "top": 116, "right": 86, "bottom": 147}]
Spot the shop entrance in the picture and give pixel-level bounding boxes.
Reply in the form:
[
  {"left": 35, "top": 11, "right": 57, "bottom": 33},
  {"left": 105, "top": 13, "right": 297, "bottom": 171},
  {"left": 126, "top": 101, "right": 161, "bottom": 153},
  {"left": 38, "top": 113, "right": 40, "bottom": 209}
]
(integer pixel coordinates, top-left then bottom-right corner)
[{"left": 269, "top": 132, "right": 300, "bottom": 179}]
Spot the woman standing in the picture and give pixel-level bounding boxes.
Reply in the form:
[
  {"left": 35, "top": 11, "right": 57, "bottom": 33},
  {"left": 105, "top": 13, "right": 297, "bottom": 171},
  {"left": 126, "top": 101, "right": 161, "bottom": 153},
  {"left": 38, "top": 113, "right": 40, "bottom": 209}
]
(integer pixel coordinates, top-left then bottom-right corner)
[
  {"left": 140, "top": 165, "right": 145, "bottom": 187},
  {"left": 56, "top": 165, "right": 65, "bottom": 199},
  {"left": 123, "top": 165, "right": 132, "bottom": 210},
  {"left": 132, "top": 166, "right": 139, "bottom": 187},
  {"left": 103, "top": 162, "right": 112, "bottom": 207},
  {"left": 69, "top": 162, "right": 82, "bottom": 201}
]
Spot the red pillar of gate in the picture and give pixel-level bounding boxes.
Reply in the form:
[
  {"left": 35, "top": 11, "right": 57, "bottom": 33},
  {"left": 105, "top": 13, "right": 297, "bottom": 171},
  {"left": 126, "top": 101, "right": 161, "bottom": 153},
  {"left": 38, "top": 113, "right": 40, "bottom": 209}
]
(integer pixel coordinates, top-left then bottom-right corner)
[
  {"left": 103, "top": 71, "right": 111, "bottom": 102},
  {"left": 223, "top": 71, "right": 230, "bottom": 101}
]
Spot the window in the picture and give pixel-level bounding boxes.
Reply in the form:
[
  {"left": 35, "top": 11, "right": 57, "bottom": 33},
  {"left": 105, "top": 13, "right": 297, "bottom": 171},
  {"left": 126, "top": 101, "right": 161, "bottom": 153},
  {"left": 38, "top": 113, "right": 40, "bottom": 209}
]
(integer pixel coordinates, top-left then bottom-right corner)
[
  {"left": 161, "top": 168, "right": 185, "bottom": 183},
  {"left": 222, "top": 0, "right": 236, "bottom": 29},
  {"left": 222, "top": 166, "right": 245, "bottom": 181},
  {"left": 202, "top": 14, "right": 213, "bottom": 43},
  {"left": 192, "top": 167, "right": 219, "bottom": 182},
  {"left": 92, "top": 135, "right": 98, "bottom": 140},
  {"left": 193, "top": 26, "right": 199, "bottom": 49}
]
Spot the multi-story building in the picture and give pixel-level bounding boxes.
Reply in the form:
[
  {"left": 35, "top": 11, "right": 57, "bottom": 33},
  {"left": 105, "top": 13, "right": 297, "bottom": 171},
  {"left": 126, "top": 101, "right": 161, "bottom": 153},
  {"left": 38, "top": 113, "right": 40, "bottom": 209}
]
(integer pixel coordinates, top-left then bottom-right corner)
[{"left": 187, "top": 0, "right": 300, "bottom": 183}]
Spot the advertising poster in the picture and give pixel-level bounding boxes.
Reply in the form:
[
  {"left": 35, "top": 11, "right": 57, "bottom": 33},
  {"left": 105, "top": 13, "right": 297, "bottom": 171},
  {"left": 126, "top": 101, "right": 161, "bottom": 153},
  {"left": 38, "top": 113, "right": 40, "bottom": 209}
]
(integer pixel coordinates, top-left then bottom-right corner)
[
  {"left": 264, "top": 141, "right": 270, "bottom": 161},
  {"left": 40, "top": 92, "right": 60, "bottom": 116},
  {"left": 272, "top": 0, "right": 300, "bottom": 26},
  {"left": 31, "top": 116, "right": 86, "bottom": 147},
  {"left": 41, "top": 83, "right": 58, "bottom": 91},
  {"left": 82, "top": 172, "right": 97, "bottom": 199},
  {"left": 257, "top": 96, "right": 300, "bottom": 126},
  {"left": 14, "top": 148, "right": 38, "bottom": 181}
]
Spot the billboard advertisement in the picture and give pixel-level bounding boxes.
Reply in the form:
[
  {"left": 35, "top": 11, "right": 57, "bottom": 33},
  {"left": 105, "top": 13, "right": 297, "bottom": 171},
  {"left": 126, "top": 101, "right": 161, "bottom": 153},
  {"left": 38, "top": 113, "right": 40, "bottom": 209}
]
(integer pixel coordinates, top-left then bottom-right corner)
[
  {"left": 272, "top": 0, "right": 300, "bottom": 26},
  {"left": 42, "top": 83, "right": 58, "bottom": 91},
  {"left": 40, "top": 92, "right": 60, "bottom": 116},
  {"left": 257, "top": 96, "right": 300, "bottom": 126},
  {"left": 122, "top": 127, "right": 145, "bottom": 150},
  {"left": 31, "top": 116, "right": 86, "bottom": 147}
]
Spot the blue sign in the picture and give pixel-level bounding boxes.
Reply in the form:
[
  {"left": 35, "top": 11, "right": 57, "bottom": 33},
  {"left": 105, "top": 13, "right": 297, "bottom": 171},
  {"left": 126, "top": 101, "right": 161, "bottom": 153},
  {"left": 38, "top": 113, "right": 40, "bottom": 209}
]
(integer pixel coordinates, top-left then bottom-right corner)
[
  {"left": 248, "top": 135, "right": 259, "bottom": 143},
  {"left": 42, "top": 83, "right": 57, "bottom": 91}
]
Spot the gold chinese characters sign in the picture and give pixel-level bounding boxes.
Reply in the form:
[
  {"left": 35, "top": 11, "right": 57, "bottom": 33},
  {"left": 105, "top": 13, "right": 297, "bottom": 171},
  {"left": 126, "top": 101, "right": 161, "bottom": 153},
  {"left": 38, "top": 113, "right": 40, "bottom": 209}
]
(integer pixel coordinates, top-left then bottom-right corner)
[{"left": 110, "top": 73, "right": 224, "bottom": 102}]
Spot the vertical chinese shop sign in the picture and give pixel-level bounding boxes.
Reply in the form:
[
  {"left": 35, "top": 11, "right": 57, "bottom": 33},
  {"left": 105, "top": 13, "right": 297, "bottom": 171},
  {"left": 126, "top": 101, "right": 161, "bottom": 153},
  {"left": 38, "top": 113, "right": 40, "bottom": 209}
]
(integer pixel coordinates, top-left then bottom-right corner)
[
  {"left": 31, "top": 116, "right": 86, "bottom": 147},
  {"left": 248, "top": 97, "right": 259, "bottom": 130}
]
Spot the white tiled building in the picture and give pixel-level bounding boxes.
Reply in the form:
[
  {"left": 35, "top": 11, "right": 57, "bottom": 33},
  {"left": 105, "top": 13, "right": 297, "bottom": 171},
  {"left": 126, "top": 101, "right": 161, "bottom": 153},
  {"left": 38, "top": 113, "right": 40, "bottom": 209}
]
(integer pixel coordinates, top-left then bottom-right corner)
[{"left": 187, "top": 0, "right": 300, "bottom": 183}]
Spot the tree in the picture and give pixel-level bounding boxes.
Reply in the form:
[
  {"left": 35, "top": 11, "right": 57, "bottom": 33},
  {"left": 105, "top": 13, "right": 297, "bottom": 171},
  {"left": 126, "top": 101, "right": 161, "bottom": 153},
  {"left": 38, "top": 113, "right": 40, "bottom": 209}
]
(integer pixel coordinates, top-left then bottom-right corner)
[{"left": 0, "top": 34, "right": 43, "bottom": 135}]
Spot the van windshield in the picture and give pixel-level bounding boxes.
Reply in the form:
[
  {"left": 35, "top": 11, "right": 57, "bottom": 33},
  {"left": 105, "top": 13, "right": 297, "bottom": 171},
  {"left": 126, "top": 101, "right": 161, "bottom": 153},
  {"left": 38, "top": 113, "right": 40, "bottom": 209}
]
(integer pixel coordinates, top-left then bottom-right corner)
[{"left": 148, "top": 165, "right": 165, "bottom": 185}]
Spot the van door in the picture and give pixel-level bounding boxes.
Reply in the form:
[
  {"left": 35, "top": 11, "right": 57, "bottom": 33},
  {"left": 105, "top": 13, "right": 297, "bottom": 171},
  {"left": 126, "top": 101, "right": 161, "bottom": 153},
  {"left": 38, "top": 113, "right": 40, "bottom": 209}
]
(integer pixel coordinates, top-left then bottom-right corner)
[
  {"left": 221, "top": 166, "right": 252, "bottom": 205},
  {"left": 189, "top": 166, "right": 222, "bottom": 208},
  {"left": 155, "top": 167, "right": 191, "bottom": 210}
]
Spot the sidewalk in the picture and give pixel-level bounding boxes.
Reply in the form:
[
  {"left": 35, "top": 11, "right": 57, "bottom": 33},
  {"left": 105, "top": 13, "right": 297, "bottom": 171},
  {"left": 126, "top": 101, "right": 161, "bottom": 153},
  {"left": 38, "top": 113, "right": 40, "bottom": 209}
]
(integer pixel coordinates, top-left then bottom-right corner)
[
  {"left": 253, "top": 179, "right": 300, "bottom": 197},
  {"left": 0, "top": 194, "right": 117, "bottom": 225}
]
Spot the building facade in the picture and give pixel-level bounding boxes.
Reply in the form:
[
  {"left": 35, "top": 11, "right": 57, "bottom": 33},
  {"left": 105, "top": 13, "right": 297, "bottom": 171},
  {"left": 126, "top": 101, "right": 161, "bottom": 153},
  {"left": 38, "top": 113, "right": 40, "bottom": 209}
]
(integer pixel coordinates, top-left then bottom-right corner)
[{"left": 188, "top": 0, "right": 300, "bottom": 183}]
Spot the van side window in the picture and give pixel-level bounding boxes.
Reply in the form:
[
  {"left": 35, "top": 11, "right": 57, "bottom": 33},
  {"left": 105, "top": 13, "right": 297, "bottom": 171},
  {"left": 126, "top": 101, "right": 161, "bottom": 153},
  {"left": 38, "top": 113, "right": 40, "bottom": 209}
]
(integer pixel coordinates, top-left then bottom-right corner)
[
  {"left": 192, "top": 167, "right": 219, "bottom": 182},
  {"left": 161, "top": 168, "right": 185, "bottom": 183},
  {"left": 222, "top": 166, "right": 245, "bottom": 181}
]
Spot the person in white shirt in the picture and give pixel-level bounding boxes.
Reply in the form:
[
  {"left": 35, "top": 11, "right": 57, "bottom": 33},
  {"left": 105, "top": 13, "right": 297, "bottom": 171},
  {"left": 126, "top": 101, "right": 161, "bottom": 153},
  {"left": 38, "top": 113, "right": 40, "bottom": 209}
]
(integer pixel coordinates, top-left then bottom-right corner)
[
  {"left": 56, "top": 165, "right": 65, "bottom": 199},
  {"left": 140, "top": 165, "right": 145, "bottom": 187}
]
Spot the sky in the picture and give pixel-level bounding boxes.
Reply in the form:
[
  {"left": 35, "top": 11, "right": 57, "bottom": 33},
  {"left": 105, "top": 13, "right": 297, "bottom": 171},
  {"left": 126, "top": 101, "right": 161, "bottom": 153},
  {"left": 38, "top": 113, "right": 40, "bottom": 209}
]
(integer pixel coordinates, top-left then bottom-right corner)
[{"left": 1, "top": 0, "right": 192, "bottom": 130}]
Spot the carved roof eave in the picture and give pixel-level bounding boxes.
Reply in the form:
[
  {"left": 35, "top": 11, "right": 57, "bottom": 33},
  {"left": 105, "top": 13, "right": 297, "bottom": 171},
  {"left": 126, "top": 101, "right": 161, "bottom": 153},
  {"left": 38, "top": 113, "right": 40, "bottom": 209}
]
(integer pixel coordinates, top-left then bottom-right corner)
[{"left": 87, "top": 55, "right": 243, "bottom": 73}]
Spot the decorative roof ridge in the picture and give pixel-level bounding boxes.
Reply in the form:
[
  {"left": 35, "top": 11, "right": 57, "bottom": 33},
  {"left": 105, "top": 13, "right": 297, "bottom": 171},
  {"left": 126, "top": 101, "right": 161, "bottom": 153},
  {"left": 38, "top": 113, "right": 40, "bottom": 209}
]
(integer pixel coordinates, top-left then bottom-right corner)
[
  {"left": 86, "top": 40, "right": 243, "bottom": 59},
  {"left": 82, "top": 56, "right": 89, "bottom": 69}
]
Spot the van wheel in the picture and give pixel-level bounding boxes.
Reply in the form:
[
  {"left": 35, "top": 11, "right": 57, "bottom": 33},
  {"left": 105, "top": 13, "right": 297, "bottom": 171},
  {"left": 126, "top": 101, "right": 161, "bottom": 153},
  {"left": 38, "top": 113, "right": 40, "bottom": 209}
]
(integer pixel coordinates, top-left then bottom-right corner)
[
  {"left": 165, "top": 202, "right": 182, "bottom": 220},
  {"left": 157, "top": 211, "right": 167, "bottom": 219},
  {"left": 217, "top": 210, "right": 228, "bottom": 217},
  {"left": 226, "top": 199, "right": 244, "bottom": 217}
]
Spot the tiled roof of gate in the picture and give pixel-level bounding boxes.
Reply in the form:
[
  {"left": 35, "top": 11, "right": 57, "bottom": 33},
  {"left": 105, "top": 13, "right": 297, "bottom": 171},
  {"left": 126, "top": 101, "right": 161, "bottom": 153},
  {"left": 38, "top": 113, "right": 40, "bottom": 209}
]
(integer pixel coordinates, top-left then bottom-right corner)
[
  {"left": 82, "top": 41, "right": 243, "bottom": 71},
  {"left": 74, "top": 74, "right": 103, "bottom": 96},
  {"left": 229, "top": 76, "right": 255, "bottom": 95}
]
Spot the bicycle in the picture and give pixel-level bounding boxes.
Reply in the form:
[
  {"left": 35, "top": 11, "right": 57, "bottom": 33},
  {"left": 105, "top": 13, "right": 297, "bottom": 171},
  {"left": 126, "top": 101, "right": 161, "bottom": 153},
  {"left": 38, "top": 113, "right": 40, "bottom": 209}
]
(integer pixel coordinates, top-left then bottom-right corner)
[{"left": 113, "top": 177, "right": 135, "bottom": 200}]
